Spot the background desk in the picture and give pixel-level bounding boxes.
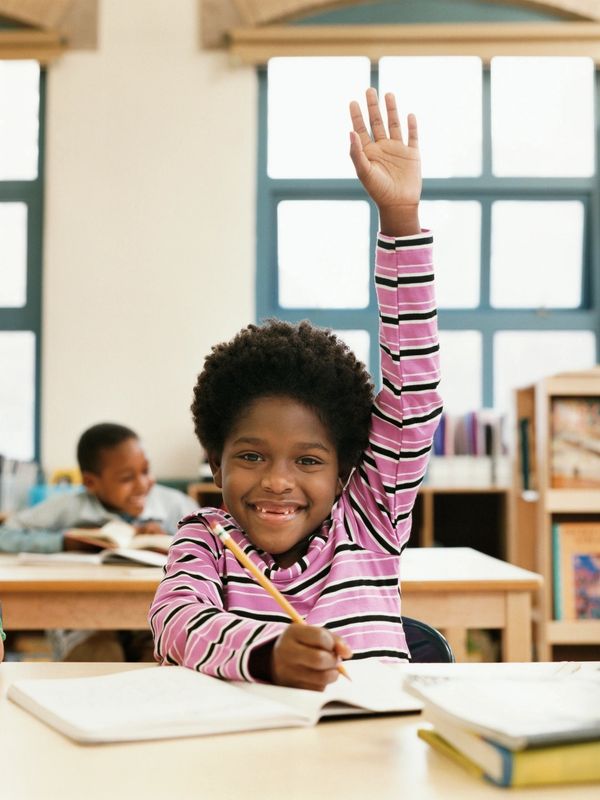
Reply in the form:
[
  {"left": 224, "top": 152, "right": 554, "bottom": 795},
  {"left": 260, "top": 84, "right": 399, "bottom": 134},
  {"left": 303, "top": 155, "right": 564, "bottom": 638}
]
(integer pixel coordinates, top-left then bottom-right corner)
[
  {"left": 1, "top": 661, "right": 597, "bottom": 800},
  {"left": 0, "top": 547, "right": 541, "bottom": 662},
  {"left": 402, "top": 547, "right": 542, "bottom": 662}
]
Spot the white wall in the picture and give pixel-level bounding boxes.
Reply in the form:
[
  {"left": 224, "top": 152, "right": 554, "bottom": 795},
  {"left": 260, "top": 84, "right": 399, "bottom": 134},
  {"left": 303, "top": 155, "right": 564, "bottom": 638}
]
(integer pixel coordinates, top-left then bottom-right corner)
[{"left": 42, "top": 0, "right": 257, "bottom": 478}]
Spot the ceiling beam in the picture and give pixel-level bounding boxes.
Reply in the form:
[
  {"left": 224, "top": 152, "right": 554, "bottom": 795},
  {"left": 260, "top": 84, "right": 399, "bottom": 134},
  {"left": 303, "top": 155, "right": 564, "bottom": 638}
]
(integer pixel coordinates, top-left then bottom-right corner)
[
  {"left": 201, "top": 0, "right": 600, "bottom": 50},
  {"left": 0, "top": 28, "right": 65, "bottom": 62},
  {"left": 229, "top": 20, "right": 600, "bottom": 64},
  {"left": 0, "top": 0, "right": 74, "bottom": 29}
]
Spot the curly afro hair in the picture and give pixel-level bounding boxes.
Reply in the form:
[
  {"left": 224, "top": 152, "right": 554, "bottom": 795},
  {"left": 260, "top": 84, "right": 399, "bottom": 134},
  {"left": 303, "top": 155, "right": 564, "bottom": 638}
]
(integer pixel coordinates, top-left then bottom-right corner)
[{"left": 192, "top": 319, "right": 374, "bottom": 477}]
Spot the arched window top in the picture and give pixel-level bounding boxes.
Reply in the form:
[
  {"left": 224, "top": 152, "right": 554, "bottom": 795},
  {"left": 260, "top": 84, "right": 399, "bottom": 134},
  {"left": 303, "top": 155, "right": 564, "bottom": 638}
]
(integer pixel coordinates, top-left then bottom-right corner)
[{"left": 295, "top": 0, "right": 564, "bottom": 25}]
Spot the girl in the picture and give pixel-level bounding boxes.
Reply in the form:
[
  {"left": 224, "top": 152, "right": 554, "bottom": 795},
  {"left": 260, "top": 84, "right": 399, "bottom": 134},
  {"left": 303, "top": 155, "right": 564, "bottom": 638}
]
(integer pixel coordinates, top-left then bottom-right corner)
[{"left": 150, "top": 89, "right": 442, "bottom": 690}]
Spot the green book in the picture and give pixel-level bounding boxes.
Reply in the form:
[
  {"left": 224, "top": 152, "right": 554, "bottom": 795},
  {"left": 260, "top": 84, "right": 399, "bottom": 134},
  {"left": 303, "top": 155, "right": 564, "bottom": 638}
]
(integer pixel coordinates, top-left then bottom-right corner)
[{"left": 552, "top": 522, "right": 563, "bottom": 620}]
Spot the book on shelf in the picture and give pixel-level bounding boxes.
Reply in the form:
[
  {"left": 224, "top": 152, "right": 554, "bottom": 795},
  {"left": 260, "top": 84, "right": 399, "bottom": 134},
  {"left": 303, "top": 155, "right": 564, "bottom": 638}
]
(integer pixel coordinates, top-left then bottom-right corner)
[
  {"left": 7, "top": 659, "right": 422, "bottom": 744},
  {"left": 518, "top": 417, "right": 535, "bottom": 493},
  {"left": 418, "top": 718, "right": 600, "bottom": 788},
  {"left": 553, "top": 521, "right": 600, "bottom": 620},
  {"left": 425, "top": 410, "right": 508, "bottom": 487},
  {"left": 550, "top": 396, "right": 600, "bottom": 489}
]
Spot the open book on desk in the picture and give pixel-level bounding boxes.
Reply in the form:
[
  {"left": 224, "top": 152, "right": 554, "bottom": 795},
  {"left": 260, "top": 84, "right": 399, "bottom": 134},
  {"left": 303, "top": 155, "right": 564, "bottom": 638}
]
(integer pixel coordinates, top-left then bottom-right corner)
[
  {"left": 7, "top": 659, "right": 423, "bottom": 744},
  {"left": 17, "top": 520, "right": 172, "bottom": 565},
  {"left": 18, "top": 548, "right": 166, "bottom": 567},
  {"left": 64, "top": 520, "right": 171, "bottom": 554}
]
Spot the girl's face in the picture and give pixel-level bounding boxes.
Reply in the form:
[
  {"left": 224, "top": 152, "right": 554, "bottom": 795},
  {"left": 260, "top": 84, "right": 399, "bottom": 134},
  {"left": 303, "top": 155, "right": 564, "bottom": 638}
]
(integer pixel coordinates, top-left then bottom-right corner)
[{"left": 211, "top": 395, "right": 341, "bottom": 568}]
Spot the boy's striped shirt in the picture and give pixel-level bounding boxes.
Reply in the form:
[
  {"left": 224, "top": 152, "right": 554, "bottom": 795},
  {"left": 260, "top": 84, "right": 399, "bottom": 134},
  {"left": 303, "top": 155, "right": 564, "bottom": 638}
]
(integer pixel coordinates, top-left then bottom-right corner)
[{"left": 149, "top": 232, "right": 442, "bottom": 681}]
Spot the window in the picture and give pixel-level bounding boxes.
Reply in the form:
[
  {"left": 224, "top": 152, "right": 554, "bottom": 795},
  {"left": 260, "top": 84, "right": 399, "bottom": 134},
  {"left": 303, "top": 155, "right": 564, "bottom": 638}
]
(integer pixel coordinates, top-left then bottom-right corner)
[
  {"left": 257, "top": 54, "right": 598, "bottom": 424},
  {"left": 0, "top": 61, "right": 44, "bottom": 461}
]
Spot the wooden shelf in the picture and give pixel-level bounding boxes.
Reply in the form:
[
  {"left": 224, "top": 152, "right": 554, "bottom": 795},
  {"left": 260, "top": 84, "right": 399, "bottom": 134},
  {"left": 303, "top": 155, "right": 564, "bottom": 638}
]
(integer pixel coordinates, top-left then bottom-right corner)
[
  {"left": 546, "top": 620, "right": 600, "bottom": 645},
  {"left": 188, "top": 482, "right": 510, "bottom": 556},
  {"left": 513, "top": 368, "right": 600, "bottom": 660},
  {"left": 420, "top": 485, "right": 509, "bottom": 494},
  {"left": 187, "top": 482, "right": 223, "bottom": 507},
  {"left": 546, "top": 489, "right": 600, "bottom": 513}
]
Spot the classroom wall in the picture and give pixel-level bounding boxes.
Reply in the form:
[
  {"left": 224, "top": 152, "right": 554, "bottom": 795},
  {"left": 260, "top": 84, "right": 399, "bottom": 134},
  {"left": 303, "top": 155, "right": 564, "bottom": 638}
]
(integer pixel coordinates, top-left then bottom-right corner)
[{"left": 42, "top": 0, "right": 257, "bottom": 478}]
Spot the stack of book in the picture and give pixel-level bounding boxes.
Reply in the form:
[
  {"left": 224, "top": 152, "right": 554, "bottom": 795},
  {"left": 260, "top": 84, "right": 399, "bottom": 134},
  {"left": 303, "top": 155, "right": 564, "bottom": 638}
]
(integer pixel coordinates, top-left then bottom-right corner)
[
  {"left": 427, "top": 409, "right": 509, "bottom": 487},
  {"left": 406, "top": 668, "right": 600, "bottom": 788}
]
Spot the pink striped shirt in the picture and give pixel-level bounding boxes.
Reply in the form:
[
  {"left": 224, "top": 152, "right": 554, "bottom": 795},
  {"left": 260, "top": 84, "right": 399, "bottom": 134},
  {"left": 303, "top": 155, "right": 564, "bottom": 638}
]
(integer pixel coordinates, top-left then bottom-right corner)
[{"left": 149, "top": 232, "right": 441, "bottom": 680}]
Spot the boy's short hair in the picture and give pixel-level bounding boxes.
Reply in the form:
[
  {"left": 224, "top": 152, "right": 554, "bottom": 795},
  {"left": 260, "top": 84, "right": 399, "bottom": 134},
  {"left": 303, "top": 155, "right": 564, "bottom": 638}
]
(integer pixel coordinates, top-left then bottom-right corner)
[
  {"left": 191, "top": 319, "right": 374, "bottom": 476},
  {"left": 77, "top": 423, "right": 138, "bottom": 474}
]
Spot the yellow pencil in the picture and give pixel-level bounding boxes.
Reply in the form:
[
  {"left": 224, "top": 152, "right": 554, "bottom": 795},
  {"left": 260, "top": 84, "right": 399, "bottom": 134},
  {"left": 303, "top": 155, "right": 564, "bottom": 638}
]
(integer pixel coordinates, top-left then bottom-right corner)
[{"left": 212, "top": 523, "right": 351, "bottom": 680}]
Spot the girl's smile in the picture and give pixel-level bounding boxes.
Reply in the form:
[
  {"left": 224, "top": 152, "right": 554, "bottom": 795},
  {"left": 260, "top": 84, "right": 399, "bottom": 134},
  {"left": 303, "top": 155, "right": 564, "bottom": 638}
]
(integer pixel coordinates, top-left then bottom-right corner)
[{"left": 210, "top": 395, "right": 341, "bottom": 567}]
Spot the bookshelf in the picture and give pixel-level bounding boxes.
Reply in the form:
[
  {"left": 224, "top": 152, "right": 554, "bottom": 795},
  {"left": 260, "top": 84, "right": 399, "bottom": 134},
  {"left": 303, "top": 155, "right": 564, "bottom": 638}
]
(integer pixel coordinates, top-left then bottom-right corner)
[
  {"left": 188, "top": 480, "right": 512, "bottom": 559},
  {"left": 187, "top": 482, "right": 223, "bottom": 508},
  {"left": 514, "top": 368, "right": 600, "bottom": 660}
]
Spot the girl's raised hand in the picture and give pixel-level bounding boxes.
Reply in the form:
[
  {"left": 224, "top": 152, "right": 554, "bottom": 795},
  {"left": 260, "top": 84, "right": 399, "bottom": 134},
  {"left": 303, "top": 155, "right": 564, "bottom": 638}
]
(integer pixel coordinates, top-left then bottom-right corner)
[{"left": 349, "top": 88, "right": 421, "bottom": 236}]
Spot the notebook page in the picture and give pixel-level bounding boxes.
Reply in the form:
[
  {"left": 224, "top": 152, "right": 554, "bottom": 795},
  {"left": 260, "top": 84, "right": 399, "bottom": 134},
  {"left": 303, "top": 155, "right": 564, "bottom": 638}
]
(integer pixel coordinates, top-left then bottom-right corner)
[
  {"left": 238, "top": 659, "right": 422, "bottom": 722},
  {"left": 8, "top": 666, "right": 307, "bottom": 743}
]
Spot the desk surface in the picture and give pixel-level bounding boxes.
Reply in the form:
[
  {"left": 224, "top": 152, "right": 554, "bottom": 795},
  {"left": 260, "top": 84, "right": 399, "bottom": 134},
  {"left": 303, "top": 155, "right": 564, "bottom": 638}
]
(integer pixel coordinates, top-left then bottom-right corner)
[
  {"left": 0, "top": 548, "right": 542, "bottom": 661},
  {"left": 1, "top": 661, "right": 597, "bottom": 800},
  {"left": 0, "top": 546, "right": 542, "bottom": 592}
]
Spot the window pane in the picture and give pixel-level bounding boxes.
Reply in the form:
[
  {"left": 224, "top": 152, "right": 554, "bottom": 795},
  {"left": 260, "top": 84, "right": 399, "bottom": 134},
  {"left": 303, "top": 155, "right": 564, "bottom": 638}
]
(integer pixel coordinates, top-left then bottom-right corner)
[
  {"left": 491, "top": 201, "right": 584, "bottom": 308},
  {"left": 494, "top": 331, "right": 596, "bottom": 416},
  {"left": 278, "top": 200, "right": 370, "bottom": 308},
  {"left": 0, "top": 331, "right": 35, "bottom": 460},
  {"left": 268, "top": 57, "right": 370, "bottom": 178},
  {"left": 438, "top": 331, "right": 482, "bottom": 414},
  {"left": 0, "top": 203, "right": 27, "bottom": 307},
  {"left": 491, "top": 57, "right": 595, "bottom": 177},
  {"left": 0, "top": 60, "right": 40, "bottom": 180},
  {"left": 421, "top": 200, "right": 480, "bottom": 308},
  {"left": 379, "top": 57, "right": 482, "bottom": 177},
  {"left": 333, "top": 329, "right": 370, "bottom": 372}
]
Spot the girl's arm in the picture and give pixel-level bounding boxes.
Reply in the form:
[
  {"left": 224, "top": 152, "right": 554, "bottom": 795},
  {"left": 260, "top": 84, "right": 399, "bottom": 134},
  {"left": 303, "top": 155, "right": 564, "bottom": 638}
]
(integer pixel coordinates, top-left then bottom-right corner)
[
  {"left": 149, "top": 523, "right": 287, "bottom": 681},
  {"left": 342, "top": 90, "right": 442, "bottom": 552}
]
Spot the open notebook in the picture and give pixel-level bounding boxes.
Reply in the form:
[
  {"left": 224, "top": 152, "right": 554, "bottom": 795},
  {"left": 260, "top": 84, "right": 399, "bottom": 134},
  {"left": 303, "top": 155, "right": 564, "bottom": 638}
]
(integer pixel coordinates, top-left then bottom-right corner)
[
  {"left": 18, "top": 520, "right": 170, "bottom": 567},
  {"left": 64, "top": 520, "right": 171, "bottom": 553},
  {"left": 8, "top": 660, "right": 422, "bottom": 743}
]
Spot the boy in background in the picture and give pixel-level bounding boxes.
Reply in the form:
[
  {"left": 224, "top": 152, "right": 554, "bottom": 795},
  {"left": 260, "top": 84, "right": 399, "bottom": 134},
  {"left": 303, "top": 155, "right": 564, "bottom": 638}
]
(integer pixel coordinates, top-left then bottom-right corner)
[{"left": 1, "top": 422, "right": 197, "bottom": 660}]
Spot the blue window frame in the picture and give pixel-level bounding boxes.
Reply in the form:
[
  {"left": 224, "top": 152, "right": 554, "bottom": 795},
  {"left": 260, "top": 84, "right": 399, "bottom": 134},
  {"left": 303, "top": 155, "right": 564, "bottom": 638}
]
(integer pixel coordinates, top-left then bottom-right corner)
[
  {"left": 0, "top": 64, "right": 45, "bottom": 461},
  {"left": 256, "top": 60, "right": 599, "bottom": 413}
]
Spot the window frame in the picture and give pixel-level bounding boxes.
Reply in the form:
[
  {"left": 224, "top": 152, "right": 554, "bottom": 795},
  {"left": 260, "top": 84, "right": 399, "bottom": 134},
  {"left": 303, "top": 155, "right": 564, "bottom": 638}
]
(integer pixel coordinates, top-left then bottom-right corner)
[
  {"left": 256, "top": 63, "right": 599, "bottom": 408},
  {"left": 0, "top": 65, "right": 45, "bottom": 460}
]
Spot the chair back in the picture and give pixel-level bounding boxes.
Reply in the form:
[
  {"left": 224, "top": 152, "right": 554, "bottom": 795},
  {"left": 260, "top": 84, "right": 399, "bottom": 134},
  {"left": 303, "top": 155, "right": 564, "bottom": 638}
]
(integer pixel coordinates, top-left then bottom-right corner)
[{"left": 403, "top": 616, "right": 455, "bottom": 663}]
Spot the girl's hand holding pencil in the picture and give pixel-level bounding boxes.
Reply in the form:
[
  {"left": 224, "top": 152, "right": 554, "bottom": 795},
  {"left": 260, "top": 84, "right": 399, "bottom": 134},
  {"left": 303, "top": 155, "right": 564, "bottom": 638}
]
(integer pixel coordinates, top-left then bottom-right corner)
[
  {"left": 212, "top": 524, "right": 352, "bottom": 691},
  {"left": 270, "top": 624, "right": 352, "bottom": 691}
]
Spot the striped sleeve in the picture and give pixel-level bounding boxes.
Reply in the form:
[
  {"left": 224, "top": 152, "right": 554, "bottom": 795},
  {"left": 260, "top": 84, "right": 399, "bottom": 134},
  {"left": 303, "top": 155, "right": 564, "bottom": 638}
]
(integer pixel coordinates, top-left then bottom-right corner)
[
  {"left": 344, "top": 231, "right": 442, "bottom": 554},
  {"left": 148, "top": 524, "right": 286, "bottom": 681}
]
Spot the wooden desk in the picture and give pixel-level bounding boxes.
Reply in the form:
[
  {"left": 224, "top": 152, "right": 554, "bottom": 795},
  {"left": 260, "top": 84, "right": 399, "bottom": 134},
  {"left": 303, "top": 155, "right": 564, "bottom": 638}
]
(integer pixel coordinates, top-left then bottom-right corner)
[
  {"left": 402, "top": 547, "right": 542, "bottom": 662},
  {"left": 0, "top": 548, "right": 541, "bottom": 662},
  {"left": 1, "top": 661, "right": 597, "bottom": 800}
]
